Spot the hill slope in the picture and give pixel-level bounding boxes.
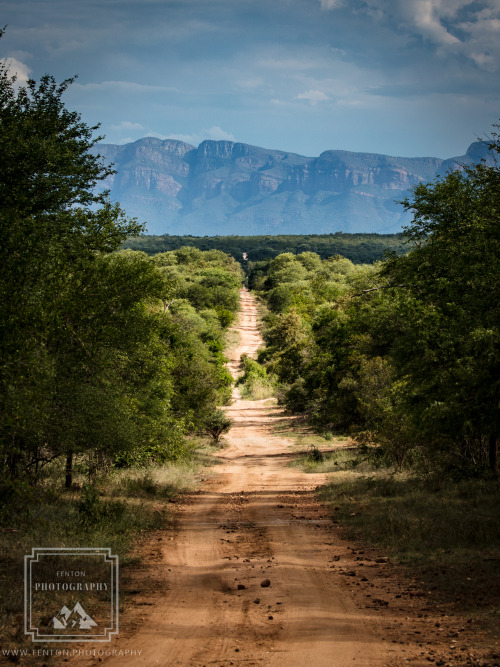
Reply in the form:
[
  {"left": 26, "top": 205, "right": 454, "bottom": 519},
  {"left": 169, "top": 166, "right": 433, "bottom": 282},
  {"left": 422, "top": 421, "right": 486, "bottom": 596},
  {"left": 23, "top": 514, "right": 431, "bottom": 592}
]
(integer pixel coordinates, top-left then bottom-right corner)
[{"left": 93, "top": 139, "right": 492, "bottom": 235}]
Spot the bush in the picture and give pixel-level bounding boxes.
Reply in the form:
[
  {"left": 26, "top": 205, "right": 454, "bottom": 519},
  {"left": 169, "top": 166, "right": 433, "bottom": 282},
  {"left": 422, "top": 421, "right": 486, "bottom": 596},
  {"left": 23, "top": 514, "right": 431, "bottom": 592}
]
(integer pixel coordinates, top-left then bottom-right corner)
[
  {"left": 78, "top": 485, "right": 124, "bottom": 527},
  {"left": 307, "top": 446, "right": 324, "bottom": 463},
  {"left": 203, "top": 409, "right": 232, "bottom": 444},
  {"left": 237, "top": 354, "right": 275, "bottom": 399}
]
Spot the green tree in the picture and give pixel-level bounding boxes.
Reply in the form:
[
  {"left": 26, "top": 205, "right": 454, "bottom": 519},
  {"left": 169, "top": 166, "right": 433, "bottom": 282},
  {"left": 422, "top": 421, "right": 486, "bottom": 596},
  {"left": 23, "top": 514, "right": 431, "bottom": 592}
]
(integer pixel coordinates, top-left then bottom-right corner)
[
  {"left": 0, "top": 43, "right": 152, "bottom": 482},
  {"left": 381, "top": 135, "right": 500, "bottom": 473},
  {"left": 204, "top": 409, "right": 232, "bottom": 444},
  {"left": 0, "top": 37, "right": 244, "bottom": 488}
]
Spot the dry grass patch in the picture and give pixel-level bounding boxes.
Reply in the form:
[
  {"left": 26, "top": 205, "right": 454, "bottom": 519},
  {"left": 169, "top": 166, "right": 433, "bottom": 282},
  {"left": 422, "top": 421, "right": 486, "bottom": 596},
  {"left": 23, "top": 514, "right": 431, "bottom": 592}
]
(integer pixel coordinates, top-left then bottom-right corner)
[{"left": 316, "top": 453, "right": 500, "bottom": 638}]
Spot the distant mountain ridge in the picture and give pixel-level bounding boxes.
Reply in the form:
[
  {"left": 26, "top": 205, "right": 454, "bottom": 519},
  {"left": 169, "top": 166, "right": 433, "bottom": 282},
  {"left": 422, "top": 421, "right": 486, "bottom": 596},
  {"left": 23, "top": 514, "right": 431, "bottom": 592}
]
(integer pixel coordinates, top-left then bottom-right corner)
[{"left": 93, "top": 138, "right": 492, "bottom": 235}]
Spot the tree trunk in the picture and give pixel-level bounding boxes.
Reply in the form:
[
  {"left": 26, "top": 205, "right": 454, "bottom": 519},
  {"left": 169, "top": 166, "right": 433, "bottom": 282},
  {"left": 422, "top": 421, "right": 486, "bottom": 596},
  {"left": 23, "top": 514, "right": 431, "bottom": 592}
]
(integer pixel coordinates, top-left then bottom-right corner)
[
  {"left": 8, "top": 453, "right": 19, "bottom": 480},
  {"left": 65, "top": 452, "right": 73, "bottom": 489},
  {"left": 489, "top": 434, "right": 497, "bottom": 475}
]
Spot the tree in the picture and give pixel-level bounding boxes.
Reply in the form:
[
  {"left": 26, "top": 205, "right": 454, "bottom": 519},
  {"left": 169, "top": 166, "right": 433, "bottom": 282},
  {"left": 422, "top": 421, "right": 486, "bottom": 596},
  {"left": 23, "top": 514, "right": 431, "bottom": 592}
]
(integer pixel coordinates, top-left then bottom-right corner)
[
  {"left": 250, "top": 138, "right": 500, "bottom": 477},
  {"left": 204, "top": 409, "right": 232, "bottom": 444},
  {"left": 381, "top": 134, "right": 500, "bottom": 473},
  {"left": 0, "top": 35, "right": 244, "bottom": 488},
  {"left": 0, "top": 38, "right": 147, "bottom": 482}
]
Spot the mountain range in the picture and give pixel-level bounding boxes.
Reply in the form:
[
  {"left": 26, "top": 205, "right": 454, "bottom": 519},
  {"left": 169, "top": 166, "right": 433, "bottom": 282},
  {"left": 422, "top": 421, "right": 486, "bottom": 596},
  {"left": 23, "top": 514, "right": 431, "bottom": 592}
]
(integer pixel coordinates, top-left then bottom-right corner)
[{"left": 92, "top": 138, "right": 492, "bottom": 236}]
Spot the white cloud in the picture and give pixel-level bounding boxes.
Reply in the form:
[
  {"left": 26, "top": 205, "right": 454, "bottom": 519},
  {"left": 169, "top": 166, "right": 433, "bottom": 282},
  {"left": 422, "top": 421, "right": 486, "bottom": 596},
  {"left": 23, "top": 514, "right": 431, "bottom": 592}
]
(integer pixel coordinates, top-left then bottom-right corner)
[
  {"left": 455, "top": 9, "right": 500, "bottom": 70},
  {"left": 470, "top": 52, "right": 495, "bottom": 68},
  {"left": 402, "top": 0, "right": 461, "bottom": 46},
  {"left": 319, "top": 0, "right": 343, "bottom": 8},
  {"left": 166, "top": 126, "right": 236, "bottom": 146},
  {"left": 74, "top": 80, "right": 177, "bottom": 93},
  {"left": 0, "top": 57, "right": 30, "bottom": 85},
  {"left": 295, "top": 89, "right": 330, "bottom": 104},
  {"left": 111, "top": 121, "right": 146, "bottom": 132},
  {"left": 235, "top": 76, "right": 265, "bottom": 90},
  {"left": 8, "top": 50, "right": 33, "bottom": 63},
  {"left": 359, "top": 0, "right": 500, "bottom": 67}
]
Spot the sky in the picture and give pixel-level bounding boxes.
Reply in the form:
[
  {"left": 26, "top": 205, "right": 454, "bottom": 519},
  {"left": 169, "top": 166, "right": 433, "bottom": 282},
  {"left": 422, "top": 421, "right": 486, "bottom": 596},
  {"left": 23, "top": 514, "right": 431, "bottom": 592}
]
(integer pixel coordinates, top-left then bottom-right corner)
[{"left": 1, "top": 0, "right": 500, "bottom": 158}]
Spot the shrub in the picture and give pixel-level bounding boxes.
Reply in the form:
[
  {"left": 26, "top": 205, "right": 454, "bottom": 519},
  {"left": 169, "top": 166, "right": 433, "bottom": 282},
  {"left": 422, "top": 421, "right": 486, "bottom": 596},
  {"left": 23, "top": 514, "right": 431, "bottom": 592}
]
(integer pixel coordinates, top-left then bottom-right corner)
[{"left": 203, "top": 409, "right": 232, "bottom": 444}]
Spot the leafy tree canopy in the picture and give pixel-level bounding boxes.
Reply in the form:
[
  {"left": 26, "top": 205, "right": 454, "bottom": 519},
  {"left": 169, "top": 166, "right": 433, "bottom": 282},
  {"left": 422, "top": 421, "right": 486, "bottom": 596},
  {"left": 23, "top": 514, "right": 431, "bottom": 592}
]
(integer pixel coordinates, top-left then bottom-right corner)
[{"left": 0, "top": 34, "right": 242, "bottom": 486}]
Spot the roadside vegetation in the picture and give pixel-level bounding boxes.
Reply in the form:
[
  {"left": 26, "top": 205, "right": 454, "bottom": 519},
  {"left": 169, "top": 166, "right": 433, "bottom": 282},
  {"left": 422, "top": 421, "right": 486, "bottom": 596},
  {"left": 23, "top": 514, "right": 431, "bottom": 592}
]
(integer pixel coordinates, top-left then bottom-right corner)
[
  {"left": 0, "top": 435, "right": 221, "bottom": 654},
  {"left": 249, "top": 126, "right": 500, "bottom": 478},
  {"left": 236, "top": 354, "right": 276, "bottom": 399},
  {"left": 0, "top": 33, "right": 241, "bottom": 653}
]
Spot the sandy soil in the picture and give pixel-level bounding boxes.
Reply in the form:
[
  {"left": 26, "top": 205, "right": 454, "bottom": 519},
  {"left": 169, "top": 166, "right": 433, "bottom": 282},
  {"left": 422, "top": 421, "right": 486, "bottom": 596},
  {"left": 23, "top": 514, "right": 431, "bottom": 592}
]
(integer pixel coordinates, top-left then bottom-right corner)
[{"left": 88, "top": 289, "right": 493, "bottom": 667}]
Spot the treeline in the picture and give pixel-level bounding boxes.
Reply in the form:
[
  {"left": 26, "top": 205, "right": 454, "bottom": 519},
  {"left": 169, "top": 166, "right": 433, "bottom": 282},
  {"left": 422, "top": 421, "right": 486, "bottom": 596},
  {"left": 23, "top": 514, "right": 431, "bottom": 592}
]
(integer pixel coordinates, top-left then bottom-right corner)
[
  {"left": 250, "top": 132, "right": 500, "bottom": 477},
  {"left": 122, "top": 232, "right": 407, "bottom": 266},
  {"left": 0, "top": 45, "right": 242, "bottom": 490}
]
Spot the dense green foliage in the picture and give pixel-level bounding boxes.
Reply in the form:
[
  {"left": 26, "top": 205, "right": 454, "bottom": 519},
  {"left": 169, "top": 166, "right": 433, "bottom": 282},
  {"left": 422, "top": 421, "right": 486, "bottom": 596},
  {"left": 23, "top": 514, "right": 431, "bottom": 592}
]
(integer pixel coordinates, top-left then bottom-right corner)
[
  {"left": 122, "top": 232, "right": 407, "bottom": 267},
  {"left": 253, "top": 135, "right": 500, "bottom": 477},
  {"left": 0, "top": 48, "right": 242, "bottom": 489},
  {"left": 236, "top": 353, "right": 275, "bottom": 399}
]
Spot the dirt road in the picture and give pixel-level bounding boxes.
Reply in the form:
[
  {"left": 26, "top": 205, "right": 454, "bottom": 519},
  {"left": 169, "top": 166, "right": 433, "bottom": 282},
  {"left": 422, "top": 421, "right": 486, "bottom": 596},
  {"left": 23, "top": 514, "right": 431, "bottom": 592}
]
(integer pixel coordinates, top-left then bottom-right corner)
[
  {"left": 69, "top": 288, "right": 497, "bottom": 667},
  {"left": 95, "top": 288, "right": 413, "bottom": 667}
]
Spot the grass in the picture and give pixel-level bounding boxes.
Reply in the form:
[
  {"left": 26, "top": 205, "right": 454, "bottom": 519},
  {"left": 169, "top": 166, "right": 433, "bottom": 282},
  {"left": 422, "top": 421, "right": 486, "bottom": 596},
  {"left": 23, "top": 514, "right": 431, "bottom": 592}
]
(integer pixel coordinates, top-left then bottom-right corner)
[
  {"left": 0, "top": 439, "right": 216, "bottom": 660},
  {"left": 286, "top": 433, "right": 360, "bottom": 473},
  {"left": 0, "top": 486, "right": 164, "bottom": 660},
  {"left": 107, "top": 443, "right": 220, "bottom": 499},
  {"left": 238, "top": 376, "right": 276, "bottom": 400},
  {"left": 314, "top": 448, "right": 500, "bottom": 635},
  {"left": 223, "top": 327, "right": 240, "bottom": 362}
]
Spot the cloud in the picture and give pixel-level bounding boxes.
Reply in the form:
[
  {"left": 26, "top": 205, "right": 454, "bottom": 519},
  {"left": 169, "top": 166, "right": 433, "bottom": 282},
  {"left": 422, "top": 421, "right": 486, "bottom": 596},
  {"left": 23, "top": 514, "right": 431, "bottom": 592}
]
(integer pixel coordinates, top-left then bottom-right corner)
[
  {"left": 7, "top": 49, "right": 34, "bottom": 63},
  {"left": 166, "top": 126, "right": 236, "bottom": 146},
  {"left": 0, "top": 57, "right": 30, "bottom": 85},
  {"left": 74, "top": 80, "right": 177, "bottom": 93},
  {"left": 470, "top": 52, "right": 495, "bottom": 68},
  {"left": 234, "top": 76, "right": 265, "bottom": 90},
  {"left": 409, "top": 0, "right": 461, "bottom": 45},
  {"left": 349, "top": 0, "right": 500, "bottom": 68},
  {"left": 295, "top": 89, "right": 330, "bottom": 104},
  {"left": 317, "top": 0, "right": 500, "bottom": 62},
  {"left": 259, "top": 56, "right": 320, "bottom": 71},
  {"left": 111, "top": 121, "right": 146, "bottom": 132},
  {"left": 2, "top": 0, "right": 500, "bottom": 159},
  {"left": 319, "top": 0, "right": 343, "bottom": 8},
  {"left": 455, "top": 8, "right": 500, "bottom": 70}
]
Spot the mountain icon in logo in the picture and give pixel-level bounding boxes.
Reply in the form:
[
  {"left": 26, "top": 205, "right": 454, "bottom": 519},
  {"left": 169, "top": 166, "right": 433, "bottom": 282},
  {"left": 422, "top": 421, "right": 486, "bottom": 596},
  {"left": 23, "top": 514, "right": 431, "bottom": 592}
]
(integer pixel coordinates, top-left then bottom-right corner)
[{"left": 51, "top": 602, "right": 97, "bottom": 630}]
